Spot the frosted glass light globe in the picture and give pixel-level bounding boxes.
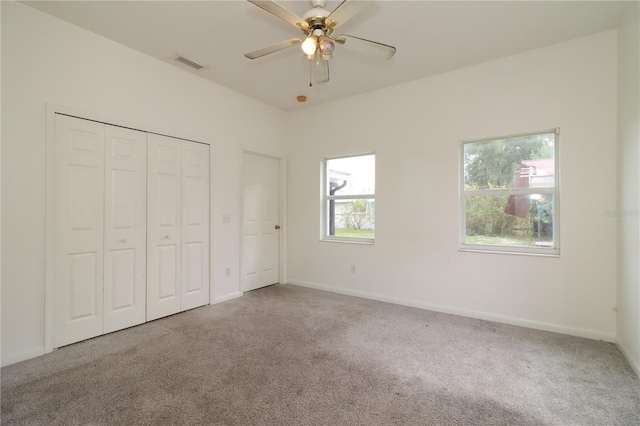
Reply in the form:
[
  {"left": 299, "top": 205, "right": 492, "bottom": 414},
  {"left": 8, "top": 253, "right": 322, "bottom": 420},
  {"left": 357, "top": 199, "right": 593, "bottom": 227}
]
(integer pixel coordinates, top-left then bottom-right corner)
[{"left": 301, "top": 37, "right": 317, "bottom": 56}]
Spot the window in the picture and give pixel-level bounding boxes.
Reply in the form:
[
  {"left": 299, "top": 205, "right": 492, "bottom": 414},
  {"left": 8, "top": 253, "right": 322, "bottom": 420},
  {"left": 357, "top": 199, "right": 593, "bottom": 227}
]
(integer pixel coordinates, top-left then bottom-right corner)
[
  {"left": 323, "top": 154, "right": 375, "bottom": 243},
  {"left": 461, "top": 130, "right": 559, "bottom": 254}
]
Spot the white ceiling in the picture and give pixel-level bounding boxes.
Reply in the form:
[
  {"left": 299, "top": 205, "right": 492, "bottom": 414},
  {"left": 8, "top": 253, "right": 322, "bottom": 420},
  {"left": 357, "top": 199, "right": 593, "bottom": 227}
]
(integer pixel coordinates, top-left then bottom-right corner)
[{"left": 23, "top": 0, "right": 631, "bottom": 111}]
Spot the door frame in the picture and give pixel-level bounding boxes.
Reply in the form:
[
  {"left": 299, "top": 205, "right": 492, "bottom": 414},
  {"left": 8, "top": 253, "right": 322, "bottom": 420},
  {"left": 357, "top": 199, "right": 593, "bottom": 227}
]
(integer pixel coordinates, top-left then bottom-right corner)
[
  {"left": 44, "top": 104, "right": 214, "bottom": 353},
  {"left": 240, "top": 148, "right": 287, "bottom": 293}
]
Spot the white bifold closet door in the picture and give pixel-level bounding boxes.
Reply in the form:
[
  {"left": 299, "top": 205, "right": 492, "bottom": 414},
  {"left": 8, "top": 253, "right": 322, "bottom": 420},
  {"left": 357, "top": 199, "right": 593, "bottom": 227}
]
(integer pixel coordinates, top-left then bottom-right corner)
[
  {"left": 181, "top": 140, "right": 210, "bottom": 311},
  {"left": 54, "top": 115, "right": 106, "bottom": 347},
  {"left": 54, "top": 115, "right": 148, "bottom": 348},
  {"left": 147, "top": 134, "right": 209, "bottom": 321},
  {"left": 103, "top": 125, "right": 147, "bottom": 333}
]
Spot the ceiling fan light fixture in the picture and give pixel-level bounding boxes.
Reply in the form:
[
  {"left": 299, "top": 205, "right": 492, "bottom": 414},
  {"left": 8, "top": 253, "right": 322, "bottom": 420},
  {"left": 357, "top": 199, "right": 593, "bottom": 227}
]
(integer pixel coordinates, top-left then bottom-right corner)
[
  {"left": 245, "top": 0, "right": 397, "bottom": 83},
  {"left": 301, "top": 36, "right": 317, "bottom": 56}
]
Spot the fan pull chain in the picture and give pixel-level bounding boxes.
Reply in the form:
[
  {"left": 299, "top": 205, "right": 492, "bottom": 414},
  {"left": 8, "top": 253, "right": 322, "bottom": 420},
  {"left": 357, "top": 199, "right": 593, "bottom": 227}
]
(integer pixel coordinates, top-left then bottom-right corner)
[{"left": 309, "top": 56, "right": 313, "bottom": 87}]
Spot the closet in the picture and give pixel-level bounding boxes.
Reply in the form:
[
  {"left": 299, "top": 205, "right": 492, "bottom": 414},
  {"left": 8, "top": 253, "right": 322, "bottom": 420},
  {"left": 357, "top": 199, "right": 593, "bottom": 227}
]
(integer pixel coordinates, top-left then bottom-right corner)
[
  {"left": 52, "top": 114, "right": 209, "bottom": 348},
  {"left": 147, "top": 134, "right": 210, "bottom": 321}
]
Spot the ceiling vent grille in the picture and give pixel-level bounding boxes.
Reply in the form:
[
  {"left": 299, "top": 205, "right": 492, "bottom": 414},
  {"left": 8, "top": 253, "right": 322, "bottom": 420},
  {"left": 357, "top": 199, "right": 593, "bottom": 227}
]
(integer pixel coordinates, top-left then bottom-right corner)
[{"left": 174, "top": 55, "right": 205, "bottom": 70}]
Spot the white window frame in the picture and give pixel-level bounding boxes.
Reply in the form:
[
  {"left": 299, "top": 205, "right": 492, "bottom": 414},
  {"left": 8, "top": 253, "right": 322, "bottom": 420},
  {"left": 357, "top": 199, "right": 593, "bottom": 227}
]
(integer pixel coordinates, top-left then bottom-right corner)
[
  {"left": 321, "top": 153, "right": 376, "bottom": 244},
  {"left": 459, "top": 129, "right": 560, "bottom": 256}
]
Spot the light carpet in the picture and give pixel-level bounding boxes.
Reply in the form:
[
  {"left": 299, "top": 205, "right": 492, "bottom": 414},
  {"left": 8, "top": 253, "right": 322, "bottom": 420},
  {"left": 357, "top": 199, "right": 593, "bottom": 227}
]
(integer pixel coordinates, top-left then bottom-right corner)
[{"left": 2, "top": 284, "right": 639, "bottom": 425}]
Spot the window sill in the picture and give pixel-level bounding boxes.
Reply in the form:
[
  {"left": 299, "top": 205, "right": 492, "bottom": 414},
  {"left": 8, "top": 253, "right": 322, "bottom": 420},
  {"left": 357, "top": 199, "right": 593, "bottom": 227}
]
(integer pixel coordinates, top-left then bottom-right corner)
[
  {"left": 459, "top": 246, "right": 559, "bottom": 257},
  {"left": 321, "top": 237, "right": 375, "bottom": 245}
]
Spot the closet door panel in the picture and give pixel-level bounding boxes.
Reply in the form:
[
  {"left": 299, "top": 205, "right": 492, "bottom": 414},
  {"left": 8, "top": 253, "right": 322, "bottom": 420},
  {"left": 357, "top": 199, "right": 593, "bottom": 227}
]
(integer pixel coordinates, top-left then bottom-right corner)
[
  {"left": 103, "top": 125, "right": 147, "bottom": 333},
  {"left": 181, "top": 142, "right": 210, "bottom": 311},
  {"left": 54, "top": 114, "right": 105, "bottom": 348},
  {"left": 147, "top": 134, "right": 182, "bottom": 321}
]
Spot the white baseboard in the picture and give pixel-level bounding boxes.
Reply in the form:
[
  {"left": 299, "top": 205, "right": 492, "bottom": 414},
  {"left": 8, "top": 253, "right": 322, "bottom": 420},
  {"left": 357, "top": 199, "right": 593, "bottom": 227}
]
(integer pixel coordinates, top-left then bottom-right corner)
[
  {"left": 616, "top": 337, "right": 640, "bottom": 378},
  {"left": 211, "top": 291, "right": 243, "bottom": 305},
  {"left": 1, "top": 346, "right": 45, "bottom": 367},
  {"left": 288, "top": 279, "right": 616, "bottom": 343}
]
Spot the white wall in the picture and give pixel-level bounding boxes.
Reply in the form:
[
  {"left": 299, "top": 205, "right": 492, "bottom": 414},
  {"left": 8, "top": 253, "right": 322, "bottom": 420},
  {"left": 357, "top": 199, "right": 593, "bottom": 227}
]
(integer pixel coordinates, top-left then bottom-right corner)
[
  {"left": 287, "top": 31, "right": 618, "bottom": 341},
  {"left": 616, "top": 2, "right": 640, "bottom": 376},
  {"left": 1, "top": 2, "right": 287, "bottom": 364}
]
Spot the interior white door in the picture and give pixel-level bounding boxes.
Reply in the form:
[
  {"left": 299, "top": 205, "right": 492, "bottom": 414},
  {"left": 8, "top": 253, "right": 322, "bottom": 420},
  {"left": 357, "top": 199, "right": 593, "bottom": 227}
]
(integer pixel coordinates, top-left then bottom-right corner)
[
  {"left": 181, "top": 141, "right": 210, "bottom": 310},
  {"left": 147, "top": 134, "right": 182, "bottom": 321},
  {"left": 54, "top": 114, "right": 105, "bottom": 347},
  {"left": 242, "top": 152, "right": 281, "bottom": 292},
  {"left": 103, "top": 125, "right": 147, "bottom": 333}
]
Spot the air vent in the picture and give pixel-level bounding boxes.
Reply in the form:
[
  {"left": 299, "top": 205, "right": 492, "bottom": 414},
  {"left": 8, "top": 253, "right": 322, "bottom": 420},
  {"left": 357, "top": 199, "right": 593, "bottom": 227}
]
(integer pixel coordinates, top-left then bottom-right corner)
[{"left": 173, "top": 55, "right": 205, "bottom": 70}]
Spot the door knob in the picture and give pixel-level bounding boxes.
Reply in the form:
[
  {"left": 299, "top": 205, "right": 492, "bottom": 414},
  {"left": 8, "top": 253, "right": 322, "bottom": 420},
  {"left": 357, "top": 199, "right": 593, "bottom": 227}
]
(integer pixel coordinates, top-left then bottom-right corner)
[
  {"left": 121, "top": 239, "right": 127, "bottom": 243},
  {"left": 164, "top": 235, "right": 170, "bottom": 239},
  {"left": 275, "top": 225, "right": 281, "bottom": 230}
]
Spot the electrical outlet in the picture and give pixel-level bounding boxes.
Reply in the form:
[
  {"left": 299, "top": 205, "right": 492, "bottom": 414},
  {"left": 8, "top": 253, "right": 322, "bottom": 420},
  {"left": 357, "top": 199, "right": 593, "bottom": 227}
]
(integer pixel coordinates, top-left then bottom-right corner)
[
  {"left": 222, "top": 214, "right": 230, "bottom": 223},
  {"left": 351, "top": 265, "right": 356, "bottom": 274},
  {"left": 225, "top": 267, "right": 231, "bottom": 276}
]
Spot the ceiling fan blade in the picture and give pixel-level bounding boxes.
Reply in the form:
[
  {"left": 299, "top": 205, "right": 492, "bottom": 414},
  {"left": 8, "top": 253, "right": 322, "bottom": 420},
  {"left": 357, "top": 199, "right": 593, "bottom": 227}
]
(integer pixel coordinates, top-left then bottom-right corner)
[
  {"left": 245, "top": 38, "right": 302, "bottom": 59},
  {"left": 325, "top": 0, "right": 366, "bottom": 29},
  {"left": 313, "top": 52, "right": 330, "bottom": 84},
  {"left": 335, "top": 34, "right": 396, "bottom": 60},
  {"left": 248, "top": 0, "right": 309, "bottom": 30}
]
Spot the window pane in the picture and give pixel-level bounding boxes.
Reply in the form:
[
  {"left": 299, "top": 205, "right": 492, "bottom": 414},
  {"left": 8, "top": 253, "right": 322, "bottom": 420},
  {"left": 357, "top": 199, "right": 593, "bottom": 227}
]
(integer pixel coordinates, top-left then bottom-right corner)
[
  {"left": 327, "top": 155, "right": 375, "bottom": 196},
  {"left": 327, "top": 199, "right": 375, "bottom": 239},
  {"left": 465, "top": 194, "right": 553, "bottom": 248},
  {"left": 464, "top": 133, "right": 555, "bottom": 190}
]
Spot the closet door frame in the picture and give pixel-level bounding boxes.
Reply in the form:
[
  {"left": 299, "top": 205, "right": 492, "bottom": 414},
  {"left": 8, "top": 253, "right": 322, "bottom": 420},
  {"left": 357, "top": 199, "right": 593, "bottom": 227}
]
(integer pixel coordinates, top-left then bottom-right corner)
[{"left": 45, "top": 104, "right": 214, "bottom": 353}]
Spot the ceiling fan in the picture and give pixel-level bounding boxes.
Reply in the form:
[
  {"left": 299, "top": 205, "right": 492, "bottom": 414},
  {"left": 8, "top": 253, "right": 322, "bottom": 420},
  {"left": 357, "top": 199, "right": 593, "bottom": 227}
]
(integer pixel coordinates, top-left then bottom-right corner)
[{"left": 244, "top": 0, "right": 396, "bottom": 85}]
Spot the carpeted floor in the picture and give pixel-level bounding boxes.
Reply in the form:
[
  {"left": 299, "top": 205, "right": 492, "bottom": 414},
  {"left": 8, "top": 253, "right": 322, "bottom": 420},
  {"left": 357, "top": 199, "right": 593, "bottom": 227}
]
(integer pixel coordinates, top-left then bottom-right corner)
[{"left": 2, "top": 284, "right": 639, "bottom": 425}]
